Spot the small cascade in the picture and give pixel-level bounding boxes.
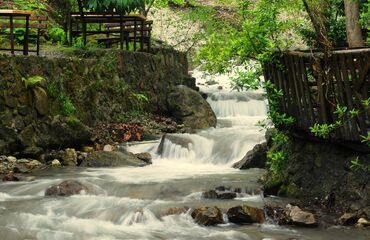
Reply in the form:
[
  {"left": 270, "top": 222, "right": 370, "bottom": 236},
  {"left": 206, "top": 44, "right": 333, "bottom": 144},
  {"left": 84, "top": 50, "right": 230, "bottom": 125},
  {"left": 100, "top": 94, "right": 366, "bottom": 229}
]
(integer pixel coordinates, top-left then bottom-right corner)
[{"left": 208, "top": 91, "right": 267, "bottom": 118}]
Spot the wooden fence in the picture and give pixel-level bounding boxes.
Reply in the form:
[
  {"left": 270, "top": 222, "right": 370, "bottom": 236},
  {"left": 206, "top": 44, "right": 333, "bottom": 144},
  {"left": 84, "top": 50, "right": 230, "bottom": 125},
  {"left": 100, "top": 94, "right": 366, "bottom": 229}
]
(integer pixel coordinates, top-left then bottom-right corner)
[{"left": 263, "top": 48, "right": 370, "bottom": 142}]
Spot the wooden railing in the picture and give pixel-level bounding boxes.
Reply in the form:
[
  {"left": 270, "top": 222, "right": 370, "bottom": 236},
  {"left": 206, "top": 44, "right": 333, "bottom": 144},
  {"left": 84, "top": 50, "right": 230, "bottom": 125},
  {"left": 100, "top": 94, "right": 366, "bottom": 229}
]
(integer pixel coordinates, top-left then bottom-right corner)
[{"left": 263, "top": 48, "right": 370, "bottom": 142}]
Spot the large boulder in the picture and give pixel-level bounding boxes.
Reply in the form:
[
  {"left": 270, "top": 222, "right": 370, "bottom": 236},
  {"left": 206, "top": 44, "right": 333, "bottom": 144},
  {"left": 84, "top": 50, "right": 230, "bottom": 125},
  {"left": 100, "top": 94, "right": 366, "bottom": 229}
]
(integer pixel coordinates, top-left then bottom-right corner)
[
  {"left": 233, "top": 142, "right": 267, "bottom": 169},
  {"left": 35, "top": 115, "right": 92, "bottom": 150},
  {"left": 191, "top": 207, "right": 224, "bottom": 226},
  {"left": 79, "top": 151, "right": 148, "bottom": 167},
  {"left": 45, "top": 180, "right": 91, "bottom": 196},
  {"left": 167, "top": 85, "right": 216, "bottom": 130}
]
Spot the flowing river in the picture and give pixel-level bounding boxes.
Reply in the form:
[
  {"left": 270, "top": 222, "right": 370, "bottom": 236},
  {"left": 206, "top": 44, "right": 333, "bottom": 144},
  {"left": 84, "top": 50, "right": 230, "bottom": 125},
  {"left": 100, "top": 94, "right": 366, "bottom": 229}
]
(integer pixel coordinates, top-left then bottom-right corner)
[{"left": 0, "top": 71, "right": 368, "bottom": 240}]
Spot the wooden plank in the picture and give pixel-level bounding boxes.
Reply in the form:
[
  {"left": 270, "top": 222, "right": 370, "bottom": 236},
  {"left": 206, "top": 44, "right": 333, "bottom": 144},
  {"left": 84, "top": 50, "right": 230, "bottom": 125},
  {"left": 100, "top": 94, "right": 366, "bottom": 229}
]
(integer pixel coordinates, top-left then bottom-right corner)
[
  {"left": 348, "top": 53, "right": 369, "bottom": 136},
  {"left": 0, "top": 10, "right": 33, "bottom": 15},
  {"left": 338, "top": 54, "right": 359, "bottom": 140},
  {"left": 0, "top": 22, "right": 47, "bottom": 29},
  {"left": 298, "top": 55, "right": 315, "bottom": 126},
  {"left": 331, "top": 54, "right": 348, "bottom": 139},
  {"left": 294, "top": 54, "right": 310, "bottom": 128},
  {"left": 275, "top": 61, "right": 287, "bottom": 113},
  {"left": 314, "top": 57, "right": 328, "bottom": 124},
  {"left": 0, "top": 16, "right": 47, "bottom": 21},
  {"left": 283, "top": 55, "right": 296, "bottom": 121}
]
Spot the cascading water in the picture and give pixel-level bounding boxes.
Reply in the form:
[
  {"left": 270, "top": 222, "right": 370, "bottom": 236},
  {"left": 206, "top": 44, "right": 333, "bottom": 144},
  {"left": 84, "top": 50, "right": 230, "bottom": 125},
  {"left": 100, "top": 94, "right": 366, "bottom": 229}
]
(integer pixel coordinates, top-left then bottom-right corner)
[{"left": 0, "top": 69, "right": 368, "bottom": 240}]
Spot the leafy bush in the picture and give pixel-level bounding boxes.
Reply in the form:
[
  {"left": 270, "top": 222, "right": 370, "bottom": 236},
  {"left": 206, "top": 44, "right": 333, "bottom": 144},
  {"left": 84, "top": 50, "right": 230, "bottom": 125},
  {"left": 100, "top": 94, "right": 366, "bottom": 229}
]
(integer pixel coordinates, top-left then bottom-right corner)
[
  {"left": 48, "top": 27, "right": 66, "bottom": 44},
  {"left": 58, "top": 93, "right": 76, "bottom": 116}
]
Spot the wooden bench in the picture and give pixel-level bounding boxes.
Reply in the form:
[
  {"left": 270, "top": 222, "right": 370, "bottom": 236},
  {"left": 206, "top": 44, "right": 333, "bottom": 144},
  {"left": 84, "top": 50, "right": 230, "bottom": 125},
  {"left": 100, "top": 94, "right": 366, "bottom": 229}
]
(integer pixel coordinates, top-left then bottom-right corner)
[
  {"left": 0, "top": 14, "right": 48, "bottom": 55},
  {"left": 97, "top": 20, "right": 153, "bottom": 51},
  {"left": 68, "top": 0, "right": 152, "bottom": 52}
]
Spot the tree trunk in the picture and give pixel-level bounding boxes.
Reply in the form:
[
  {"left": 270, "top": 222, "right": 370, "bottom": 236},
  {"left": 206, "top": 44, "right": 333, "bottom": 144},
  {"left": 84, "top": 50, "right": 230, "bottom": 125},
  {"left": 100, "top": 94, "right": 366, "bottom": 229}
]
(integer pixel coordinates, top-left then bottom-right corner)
[{"left": 344, "top": 0, "right": 364, "bottom": 48}]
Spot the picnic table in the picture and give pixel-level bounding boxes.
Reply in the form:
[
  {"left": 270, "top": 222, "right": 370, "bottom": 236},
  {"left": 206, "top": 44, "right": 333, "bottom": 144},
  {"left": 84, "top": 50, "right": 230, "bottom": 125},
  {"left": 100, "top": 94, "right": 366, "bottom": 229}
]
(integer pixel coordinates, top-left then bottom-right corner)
[
  {"left": 0, "top": 9, "right": 32, "bottom": 55},
  {"left": 69, "top": 0, "right": 152, "bottom": 51}
]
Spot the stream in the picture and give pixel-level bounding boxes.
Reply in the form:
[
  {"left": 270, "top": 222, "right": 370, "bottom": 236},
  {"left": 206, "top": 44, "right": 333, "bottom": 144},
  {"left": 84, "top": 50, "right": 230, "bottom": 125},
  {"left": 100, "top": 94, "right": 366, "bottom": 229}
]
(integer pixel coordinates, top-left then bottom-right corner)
[{"left": 0, "top": 71, "right": 368, "bottom": 240}]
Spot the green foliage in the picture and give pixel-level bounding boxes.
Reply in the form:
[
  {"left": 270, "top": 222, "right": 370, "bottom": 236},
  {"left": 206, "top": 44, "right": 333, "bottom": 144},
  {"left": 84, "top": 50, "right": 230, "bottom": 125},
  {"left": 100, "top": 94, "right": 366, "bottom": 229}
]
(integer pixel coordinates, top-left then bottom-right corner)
[
  {"left": 266, "top": 129, "right": 290, "bottom": 175},
  {"left": 48, "top": 27, "right": 66, "bottom": 44},
  {"left": 271, "top": 130, "right": 289, "bottom": 144},
  {"left": 22, "top": 75, "right": 43, "bottom": 89},
  {"left": 129, "top": 92, "right": 149, "bottom": 111},
  {"left": 46, "top": 82, "right": 58, "bottom": 97},
  {"left": 84, "top": 0, "right": 147, "bottom": 12},
  {"left": 58, "top": 93, "right": 76, "bottom": 116},
  {"left": 309, "top": 122, "right": 339, "bottom": 139},
  {"left": 267, "top": 150, "right": 287, "bottom": 175},
  {"left": 198, "top": 0, "right": 299, "bottom": 72},
  {"left": 310, "top": 102, "right": 369, "bottom": 140},
  {"left": 361, "top": 133, "right": 370, "bottom": 148},
  {"left": 350, "top": 157, "right": 370, "bottom": 172},
  {"left": 230, "top": 63, "right": 262, "bottom": 91},
  {"left": 264, "top": 80, "right": 294, "bottom": 128},
  {"left": 298, "top": 0, "right": 347, "bottom": 47},
  {"left": 3, "top": 0, "right": 47, "bottom": 11}
]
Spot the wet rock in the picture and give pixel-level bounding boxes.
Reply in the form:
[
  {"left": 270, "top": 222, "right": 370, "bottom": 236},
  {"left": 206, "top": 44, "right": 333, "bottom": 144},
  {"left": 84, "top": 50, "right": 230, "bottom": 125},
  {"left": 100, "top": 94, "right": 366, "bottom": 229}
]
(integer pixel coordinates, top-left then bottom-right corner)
[
  {"left": 287, "top": 205, "right": 317, "bottom": 227},
  {"left": 77, "top": 151, "right": 88, "bottom": 164},
  {"left": 217, "top": 192, "right": 237, "bottom": 199},
  {"left": 242, "top": 205, "right": 265, "bottom": 223},
  {"left": 61, "top": 148, "right": 78, "bottom": 166},
  {"left": 191, "top": 207, "right": 224, "bottom": 226},
  {"left": 82, "top": 146, "right": 94, "bottom": 153},
  {"left": 167, "top": 85, "right": 217, "bottom": 130},
  {"left": 33, "top": 86, "right": 48, "bottom": 115},
  {"left": 338, "top": 213, "right": 359, "bottom": 226},
  {"left": 6, "top": 156, "right": 17, "bottom": 164},
  {"left": 356, "top": 218, "right": 370, "bottom": 227},
  {"left": 232, "top": 142, "right": 267, "bottom": 169},
  {"left": 227, "top": 206, "right": 254, "bottom": 224},
  {"left": 135, "top": 152, "right": 152, "bottom": 164},
  {"left": 103, "top": 144, "right": 114, "bottom": 152},
  {"left": 215, "top": 186, "right": 230, "bottom": 192},
  {"left": 202, "top": 187, "right": 237, "bottom": 200},
  {"left": 0, "top": 156, "right": 16, "bottom": 174},
  {"left": 51, "top": 159, "right": 61, "bottom": 167},
  {"left": 45, "top": 180, "right": 90, "bottom": 196},
  {"left": 264, "top": 205, "right": 289, "bottom": 225},
  {"left": 165, "top": 207, "right": 189, "bottom": 215},
  {"left": 2, "top": 172, "right": 20, "bottom": 182},
  {"left": 202, "top": 190, "right": 218, "bottom": 199},
  {"left": 13, "top": 159, "right": 42, "bottom": 173},
  {"left": 80, "top": 151, "right": 148, "bottom": 167}
]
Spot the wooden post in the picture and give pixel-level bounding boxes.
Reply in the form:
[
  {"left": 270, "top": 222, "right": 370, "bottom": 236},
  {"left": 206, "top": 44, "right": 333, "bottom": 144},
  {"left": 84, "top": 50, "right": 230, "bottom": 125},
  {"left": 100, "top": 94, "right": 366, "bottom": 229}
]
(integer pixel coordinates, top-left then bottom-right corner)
[{"left": 9, "top": 15, "right": 14, "bottom": 55}]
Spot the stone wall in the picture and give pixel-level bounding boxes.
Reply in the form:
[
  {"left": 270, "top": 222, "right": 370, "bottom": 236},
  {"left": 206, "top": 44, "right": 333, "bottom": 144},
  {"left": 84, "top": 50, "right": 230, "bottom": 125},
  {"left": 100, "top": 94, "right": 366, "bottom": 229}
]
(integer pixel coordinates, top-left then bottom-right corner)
[{"left": 0, "top": 49, "right": 194, "bottom": 156}]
